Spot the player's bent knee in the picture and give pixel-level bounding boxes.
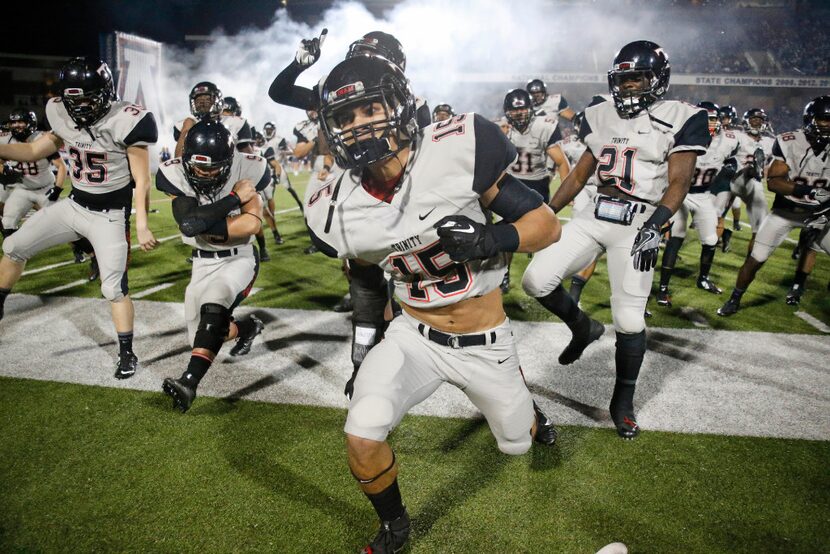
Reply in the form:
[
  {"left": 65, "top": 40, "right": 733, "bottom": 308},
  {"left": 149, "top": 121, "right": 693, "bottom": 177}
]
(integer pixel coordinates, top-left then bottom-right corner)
[
  {"left": 521, "top": 269, "right": 560, "bottom": 298},
  {"left": 612, "top": 310, "right": 646, "bottom": 335},
  {"left": 193, "top": 303, "right": 231, "bottom": 352},
  {"left": 2, "top": 236, "right": 28, "bottom": 262},
  {"left": 345, "top": 394, "right": 397, "bottom": 441},
  {"left": 497, "top": 435, "right": 532, "bottom": 456},
  {"left": 101, "top": 282, "right": 126, "bottom": 302}
]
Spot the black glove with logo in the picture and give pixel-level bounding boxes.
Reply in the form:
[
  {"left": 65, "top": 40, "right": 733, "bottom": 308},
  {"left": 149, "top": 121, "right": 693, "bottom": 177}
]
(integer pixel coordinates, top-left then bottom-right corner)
[
  {"left": 434, "top": 215, "right": 519, "bottom": 263},
  {"left": 631, "top": 205, "right": 672, "bottom": 272},
  {"left": 46, "top": 186, "right": 63, "bottom": 202}
]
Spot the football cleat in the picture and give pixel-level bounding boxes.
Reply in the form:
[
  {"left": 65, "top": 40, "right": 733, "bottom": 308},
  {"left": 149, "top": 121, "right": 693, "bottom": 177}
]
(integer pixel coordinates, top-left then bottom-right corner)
[
  {"left": 785, "top": 285, "right": 803, "bottom": 306},
  {"left": 273, "top": 232, "right": 285, "bottom": 245},
  {"left": 559, "top": 318, "right": 604, "bottom": 365},
  {"left": 303, "top": 244, "right": 318, "bottom": 255},
  {"left": 229, "top": 315, "right": 264, "bottom": 356},
  {"left": 162, "top": 377, "right": 197, "bottom": 413},
  {"left": 696, "top": 277, "right": 722, "bottom": 295},
  {"left": 610, "top": 409, "right": 640, "bottom": 440},
  {"left": 114, "top": 353, "right": 138, "bottom": 379},
  {"left": 361, "top": 509, "right": 410, "bottom": 554},
  {"left": 72, "top": 244, "right": 86, "bottom": 264},
  {"left": 721, "top": 228, "right": 732, "bottom": 253},
  {"left": 88, "top": 257, "right": 100, "bottom": 282},
  {"left": 644, "top": 308, "right": 652, "bottom": 318},
  {"left": 259, "top": 249, "right": 271, "bottom": 262},
  {"left": 733, "top": 221, "right": 742, "bottom": 231},
  {"left": 717, "top": 297, "right": 740, "bottom": 317},
  {"left": 656, "top": 288, "right": 672, "bottom": 307},
  {"left": 333, "top": 293, "right": 354, "bottom": 313},
  {"left": 532, "top": 401, "right": 558, "bottom": 446}
]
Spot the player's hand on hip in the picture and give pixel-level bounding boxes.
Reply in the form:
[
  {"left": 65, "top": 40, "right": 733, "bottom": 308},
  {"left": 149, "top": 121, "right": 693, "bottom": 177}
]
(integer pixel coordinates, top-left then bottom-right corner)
[
  {"left": 434, "top": 215, "right": 498, "bottom": 263},
  {"left": 630, "top": 222, "right": 661, "bottom": 272},
  {"left": 137, "top": 226, "right": 159, "bottom": 251},
  {"left": 233, "top": 179, "right": 256, "bottom": 204}
]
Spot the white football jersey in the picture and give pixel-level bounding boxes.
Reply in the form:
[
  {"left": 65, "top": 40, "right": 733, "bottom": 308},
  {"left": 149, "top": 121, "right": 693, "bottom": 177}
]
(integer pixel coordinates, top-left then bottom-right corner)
[
  {"left": 690, "top": 129, "right": 740, "bottom": 193},
  {"left": 265, "top": 134, "right": 287, "bottom": 153},
  {"left": 305, "top": 113, "right": 515, "bottom": 309},
  {"left": 156, "top": 151, "right": 269, "bottom": 251},
  {"left": 534, "top": 93, "right": 569, "bottom": 127},
  {"left": 173, "top": 115, "right": 252, "bottom": 145},
  {"left": 580, "top": 99, "right": 710, "bottom": 203},
  {"left": 556, "top": 134, "right": 586, "bottom": 168},
  {"left": 505, "top": 116, "right": 560, "bottom": 181},
  {"left": 46, "top": 98, "right": 157, "bottom": 203},
  {"left": 1, "top": 131, "right": 58, "bottom": 190},
  {"left": 293, "top": 119, "right": 319, "bottom": 144},
  {"left": 733, "top": 130, "right": 775, "bottom": 171},
  {"left": 771, "top": 130, "right": 830, "bottom": 209}
]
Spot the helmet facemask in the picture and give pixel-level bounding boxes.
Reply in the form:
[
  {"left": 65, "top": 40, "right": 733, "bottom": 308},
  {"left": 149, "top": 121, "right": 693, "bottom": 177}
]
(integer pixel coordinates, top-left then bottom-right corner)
[
  {"left": 608, "top": 69, "right": 664, "bottom": 118},
  {"left": 63, "top": 87, "right": 111, "bottom": 127},
  {"left": 505, "top": 108, "right": 531, "bottom": 133},
  {"left": 183, "top": 154, "right": 232, "bottom": 200},
  {"left": 263, "top": 122, "right": 276, "bottom": 140},
  {"left": 8, "top": 111, "right": 36, "bottom": 142},
  {"left": 189, "top": 85, "right": 223, "bottom": 120}
]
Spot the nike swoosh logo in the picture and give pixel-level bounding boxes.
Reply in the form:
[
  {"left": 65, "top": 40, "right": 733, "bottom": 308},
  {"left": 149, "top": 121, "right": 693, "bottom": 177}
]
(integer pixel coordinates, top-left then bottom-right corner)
[
  {"left": 497, "top": 357, "right": 511, "bottom": 364},
  {"left": 442, "top": 222, "right": 475, "bottom": 233},
  {"left": 418, "top": 207, "right": 436, "bottom": 221}
]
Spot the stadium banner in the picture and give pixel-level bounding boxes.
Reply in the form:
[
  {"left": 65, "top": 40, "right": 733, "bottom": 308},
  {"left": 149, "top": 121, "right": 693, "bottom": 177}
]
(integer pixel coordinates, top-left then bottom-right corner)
[
  {"left": 430, "top": 72, "right": 830, "bottom": 89},
  {"left": 101, "top": 32, "right": 164, "bottom": 168}
]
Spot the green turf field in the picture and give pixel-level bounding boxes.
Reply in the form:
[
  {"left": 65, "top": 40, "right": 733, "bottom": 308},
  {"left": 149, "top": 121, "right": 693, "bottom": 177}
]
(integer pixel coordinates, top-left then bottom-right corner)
[
  {"left": 1, "top": 174, "right": 829, "bottom": 552},
  {"left": 1, "top": 378, "right": 827, "bottom": 553}
]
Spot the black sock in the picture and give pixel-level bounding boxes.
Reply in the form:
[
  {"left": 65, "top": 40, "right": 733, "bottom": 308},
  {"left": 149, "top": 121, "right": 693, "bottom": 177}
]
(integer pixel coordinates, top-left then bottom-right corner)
[
  {"left": 289, "top": 187, "right": 304, "bottom": 212},
  {"left": 659, "top": 237, "right": 684, "bottom": 289},
  {"left": 255, "top": 234, "right": 266, "bottom": 252},
  {"left": 730, "top": 287, "right": 745, "bottom": 302},
  {"left": 569, "top": 276, "right": 587, "bottom": 303},
  {"left": 793, "top": 270, "right": 809, "bottom": 289},
  {"left": 699, "top": 244, "right": 716, "bottom": 280},
  {"left": 272, "top": 229, "right": 282, "bottom": 241},
  {"left": 117, "top": 331, "right": 134, "bottom": 357},
  {"left": 181, "top": 354, "right": 211, "bottom": 387},
  {"left": 0, "top": 287, "right": 9, "bottom": 304},
  {"left": 365, "top": 478, "right": 405, "bottom": 522},
  {"left": 611, "top": 331, "right": 646, "bottom": 414},
  {"left": 538, "top": 285, "right": 589, "bottom": 337}
]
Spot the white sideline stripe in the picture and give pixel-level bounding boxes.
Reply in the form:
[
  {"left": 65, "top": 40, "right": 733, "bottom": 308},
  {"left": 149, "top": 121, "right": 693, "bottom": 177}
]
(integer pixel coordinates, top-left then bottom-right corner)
[
  {"left": 274, "top": 207, "right": 301, "bottom": 215},
  {"left": 22, "top": 234, "right": 181, "bottom": 276},
  {"left": 784, "top": 237, "right": 797, "bottom": 245},
  {"left": 131, "top": 282, "right": 174, "bottom": 299},
  {"left": 794, "top": 311, "right": 830, "bottom": 333},
  {"left": 247, "top": 287, "right": 263, "bottom": 297},
  {"left": 42, "top": 279, "right": 87, "bottom": 294}
]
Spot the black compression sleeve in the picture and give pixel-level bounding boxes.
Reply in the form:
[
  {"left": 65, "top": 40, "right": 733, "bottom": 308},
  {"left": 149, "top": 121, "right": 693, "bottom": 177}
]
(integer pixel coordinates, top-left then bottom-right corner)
[
  {"left": 172, "top": 195, "right": 241, "bottom": 237},
  {"left": 268, "top": 60, "right": 319, "bottom": 110},
  {"left": 349, "top": 263, "right": 388, "bottom": 326}
]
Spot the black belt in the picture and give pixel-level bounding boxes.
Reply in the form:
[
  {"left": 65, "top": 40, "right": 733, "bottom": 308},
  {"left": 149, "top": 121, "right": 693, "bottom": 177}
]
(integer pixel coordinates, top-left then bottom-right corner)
[
  {"left": 69, "top": 191, "right": 129, "bottom": 212},
  {"left": 417, "top": 323, "right": 496, "bottom": 349},
  {"left": 191, "top": 248, "right": 238, "bottom": 259}
]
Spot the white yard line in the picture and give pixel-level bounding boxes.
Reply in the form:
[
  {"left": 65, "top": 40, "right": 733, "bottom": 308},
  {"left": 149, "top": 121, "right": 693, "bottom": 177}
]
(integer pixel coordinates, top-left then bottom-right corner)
[
  {"left": 274, "top": 207, "right": 301, "bottom": 215},
  {"left": 42, "top": 279, "right": 87, "bottom": 294},
  {"left": 22, "top": 259, "right": 75, "bottom": 276},
  {"left": 794, "top": 311, "right": 830, "bottom": 333},
  {"left": 131, "top": 283, "right": 174, "bottom": 299},
  {"left": 130, "top": 233, "right": 180, "bottom": 251}
]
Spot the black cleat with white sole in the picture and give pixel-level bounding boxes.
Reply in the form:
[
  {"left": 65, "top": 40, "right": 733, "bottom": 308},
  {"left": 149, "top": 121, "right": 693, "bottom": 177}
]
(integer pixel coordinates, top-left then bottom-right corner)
[
  {"left": 162, "top": 378, "right": 196, "bottom": 413},
  {"left": 532, "top": 401, "right": 558, "bottom": 446},
  {"left": 361, "top": 509, "right": 410, "bottom": 554},
  {"left": 610, "top": 409, "right": 640, "bottom": 440},
  {"left": 717, "top": 296, "right": 740, "bottom": 317},
  {"left": 114, "top": 353, "right": 137, "bottom": 379},
  {"left": 559, "top": 318, "right": 605, "bottom": 365},
  {"left": 229, "top": 315, "right": 265, "bottom": 356},
  {"left": 696, "top": 277, "right": 722, "bottom": 295}
]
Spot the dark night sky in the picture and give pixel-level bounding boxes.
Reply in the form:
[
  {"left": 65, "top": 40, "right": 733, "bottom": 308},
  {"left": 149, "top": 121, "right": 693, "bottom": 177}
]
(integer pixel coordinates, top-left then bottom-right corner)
[{"left": 8, "top": 1, "right": 343, "bottom": 57}]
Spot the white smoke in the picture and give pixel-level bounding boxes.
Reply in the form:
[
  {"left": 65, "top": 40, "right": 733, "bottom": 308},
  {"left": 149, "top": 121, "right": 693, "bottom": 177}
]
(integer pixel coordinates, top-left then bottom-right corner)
[{"left": 156, "top": 0, "right": 709, "bottom": 149}]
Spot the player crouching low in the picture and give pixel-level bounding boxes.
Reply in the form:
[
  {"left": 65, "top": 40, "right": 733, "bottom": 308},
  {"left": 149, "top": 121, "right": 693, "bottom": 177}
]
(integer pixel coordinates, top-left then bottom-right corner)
[{"left": 156, "top": 120, "right": 269, "bottom": 413}]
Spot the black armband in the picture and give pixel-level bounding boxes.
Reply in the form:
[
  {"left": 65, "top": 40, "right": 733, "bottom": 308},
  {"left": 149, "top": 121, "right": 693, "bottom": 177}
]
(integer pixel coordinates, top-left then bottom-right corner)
[
  {"left": 488, "top": 174, "right": 544, "bottom": 223},
  {"left": 490, "top": 223, "right": 520, "bottom": 252},
  {"left": 172, "top": 195, "right": 241, "bottom": 237},
  {"left": 793, "top": 183, "right": 813, "bottom": 198},
  {"left": 645, "top": 205, "right": 673, "bottom": 228},
  {"left": 349, "top": 262, "right": 388, "bottom": 326}
]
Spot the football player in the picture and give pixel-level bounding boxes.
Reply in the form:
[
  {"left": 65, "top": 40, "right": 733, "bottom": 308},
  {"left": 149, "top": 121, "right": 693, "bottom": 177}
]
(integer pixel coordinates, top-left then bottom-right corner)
[
  {"left": 713, "top": 107, "right": 776, "bottom": 257},
  {"left": 307, "top": 55, "right": 561, "bottom": 553},
  {"left": 521, "top": 41, "right": 709, "bottom": 439},
  {"left": 0, "top": 57, "right": 158, "bottom": 378},
  {"left": 526, "top": 78, "right": 576, "bottom": 126},
  {"left": 157, "top": 120, "right": 269, "bottom": 412},
  {"left": 293, "top": 108, "right": 336, "bottom": 254},
  {"left": 655, "top": 102, "right": 739, "bottom": 306},
  {"left": 0, "top": 109, "right": 67, "bottom": 235},
  {"left": 718, "top": 96, "right": 830, "bottom": 316},
  {"left": 262, "top": 121, "right": 304, "bottom": 214},
  {"left": 253, "top": 130, "right": 285, "bottom": 249},
  {"left": 173, "top": 82, "right": 253, "bottom": 157},
  {"left": 432, "top": 103, "right": 454, "bottom": 122}
]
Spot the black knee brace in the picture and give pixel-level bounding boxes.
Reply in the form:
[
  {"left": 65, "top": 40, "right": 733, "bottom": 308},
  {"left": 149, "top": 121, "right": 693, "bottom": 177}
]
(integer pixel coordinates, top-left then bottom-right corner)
[
  {"left": 615, "top": 330, "right": 646, "bottom": 385},
  {"left": 194, "top": 303, "right": 231, "bottom": 354}
]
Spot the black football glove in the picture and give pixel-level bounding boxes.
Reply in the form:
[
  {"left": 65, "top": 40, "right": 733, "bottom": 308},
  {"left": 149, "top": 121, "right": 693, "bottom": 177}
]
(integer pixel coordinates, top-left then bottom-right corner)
[
  {"left": 434, "top": 215, "right": 501, "bottom": 263},
  {"left": 344, "top": 365, "right": 359, "bottom": 399},
  {"left": 45, "top": 186, "right": 63, "bottom": 202},
  {"left": 631, "top": 222, "right": 662, "bottom": 272},
  {"left": 294, "top": 28, "right": 327, "bottom": 68},
  {"left": 0, "top": 167, "right": 23, "bottom": 185}
]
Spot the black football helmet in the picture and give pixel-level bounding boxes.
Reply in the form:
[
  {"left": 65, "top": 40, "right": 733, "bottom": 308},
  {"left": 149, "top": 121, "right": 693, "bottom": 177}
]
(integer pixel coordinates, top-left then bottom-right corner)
[
  {"left": 432, "top": 103, "right": 454, "bottom": 122},
  {"left": 263, "top": 121, "right": 277, "bottom": 140},
  {"left": 347, "top": 31, "right": 406, "bottom": 71},
  {"left": 718, "top": 104, "right": 738, "bottom": 127},
  {"left": 803, "top": 95, "right": 830, "bottom": 144},
  {"left": 526, "top": 79, "right": 547, "bottom": 108},
  {"left": 253, "top": 131, "right": 265, "bottom": 148},
  {"left": 743, "top": 108, "right": 769, "bottom": 136},
  {"left": 8, "top": 108, "right": 37, "bottom": 142},
  {"left": 503, "top": 89, "right": 534, "bottom": 132},
  {"left": 189, "top": 81, "right": 223, "bottom": 120},
  {"left": 223, "top": 96, "right": 242, "bottom": 117},
  {"left": 607, "top": 40, "right": 670, "bottom": 118},
  {"left": 572, "top": 111, "right": 584, "bottom": 136},
  {"left": 182, "top": 119, "right": 235, "bottom": 198},
  {"left": 697, "top": 101, "right": 721, "bottom": 136},
  {"left": 58, "top": 57, "right": 116, "bottom": 127},
  {"left": 319, "top": 55, "right": 416, "bottom": 170}
]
